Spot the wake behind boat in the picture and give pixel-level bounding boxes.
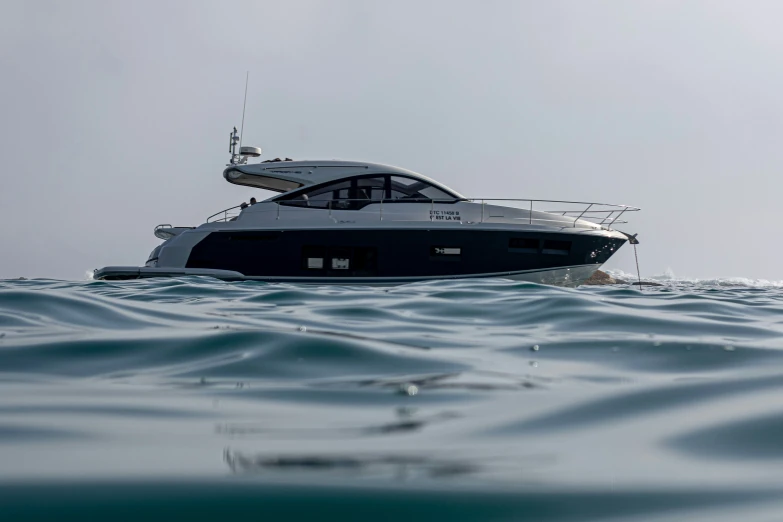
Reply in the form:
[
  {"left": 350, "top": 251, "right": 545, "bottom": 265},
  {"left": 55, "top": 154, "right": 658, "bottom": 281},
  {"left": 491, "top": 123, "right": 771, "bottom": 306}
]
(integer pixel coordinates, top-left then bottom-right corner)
[{"left": 94, "top": 129, "right": 639, "bottom": 286}]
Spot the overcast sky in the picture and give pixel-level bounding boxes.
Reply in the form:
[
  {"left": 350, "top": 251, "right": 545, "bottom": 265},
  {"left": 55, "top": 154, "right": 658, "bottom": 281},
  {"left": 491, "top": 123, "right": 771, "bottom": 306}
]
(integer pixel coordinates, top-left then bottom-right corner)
[{"left": 1, "top": 1, "right": 781, "bottom": 280}]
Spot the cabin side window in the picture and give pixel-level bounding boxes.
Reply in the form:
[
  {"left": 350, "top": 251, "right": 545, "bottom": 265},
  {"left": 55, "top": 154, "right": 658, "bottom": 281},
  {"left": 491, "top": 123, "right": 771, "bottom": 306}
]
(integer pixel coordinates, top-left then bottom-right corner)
[
  {"left": 280, "top": 180, "right": 352, "bottom": 209},
  {"left": 388, "top": 176, "right": 454, "bottom": 202},
  {"left": 355, "top": 177, "right": 386, "bottom": 202},
  {"left": 277, "top": 175, "right": 457, "bottom": 209}
]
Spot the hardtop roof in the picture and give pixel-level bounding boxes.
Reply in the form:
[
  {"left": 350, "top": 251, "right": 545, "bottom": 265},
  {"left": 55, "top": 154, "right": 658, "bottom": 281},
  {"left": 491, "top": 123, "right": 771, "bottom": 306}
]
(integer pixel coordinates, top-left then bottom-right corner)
[{"left": 224, "top": 160, "right": 464, "bottom": 198}]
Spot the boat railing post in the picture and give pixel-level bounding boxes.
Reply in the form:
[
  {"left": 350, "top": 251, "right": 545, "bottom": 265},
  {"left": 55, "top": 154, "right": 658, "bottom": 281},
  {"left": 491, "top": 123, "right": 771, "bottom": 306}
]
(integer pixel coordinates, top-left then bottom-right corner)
[
  {"left": 379, "top": 198, "right": 383, "bottom": 221},
  {"left": 529, "top": 200, "right": 533, "bottom": 224},
  {"left": 609, "top": 207, "right": 627, "bottom": 226},
  {"left": 481, "top": 200, "right": 485, "bottom": 223},
  {"left": 574, "top": 203, "right": 593, "bottom": 227}
]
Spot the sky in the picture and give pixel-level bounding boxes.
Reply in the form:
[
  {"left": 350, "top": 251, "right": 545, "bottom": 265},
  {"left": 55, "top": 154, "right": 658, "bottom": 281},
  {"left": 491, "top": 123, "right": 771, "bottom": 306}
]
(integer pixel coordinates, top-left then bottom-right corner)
[{"left": 1, "top": 0, "right": 782, "bottom": 280}]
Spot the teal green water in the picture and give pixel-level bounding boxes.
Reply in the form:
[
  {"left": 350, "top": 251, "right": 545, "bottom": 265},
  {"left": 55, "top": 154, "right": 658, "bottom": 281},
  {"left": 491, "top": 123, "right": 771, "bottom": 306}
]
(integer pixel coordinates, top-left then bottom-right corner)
[{"left": 2, "top": 276, "right": 783, "bottom": 520}]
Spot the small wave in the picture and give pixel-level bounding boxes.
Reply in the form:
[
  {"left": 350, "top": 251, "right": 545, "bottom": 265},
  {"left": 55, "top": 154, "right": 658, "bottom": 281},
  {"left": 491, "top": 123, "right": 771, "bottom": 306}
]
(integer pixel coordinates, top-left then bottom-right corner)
[
  {"left": 1, "top": 276, "right": 783, "bottom": 520},
  {"left": 604, "top": 268, "right": 783, "bottom": 288}
]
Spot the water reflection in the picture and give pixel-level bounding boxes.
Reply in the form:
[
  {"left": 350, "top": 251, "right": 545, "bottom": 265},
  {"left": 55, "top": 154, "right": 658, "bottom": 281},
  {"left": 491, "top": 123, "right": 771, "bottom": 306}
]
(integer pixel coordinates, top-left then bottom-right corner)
[
  {"left": 224, "top": 448, "right": 479, "bottom": 480},
  {"left": 215, "top": 409, "right": 459, "bottom": 438}
]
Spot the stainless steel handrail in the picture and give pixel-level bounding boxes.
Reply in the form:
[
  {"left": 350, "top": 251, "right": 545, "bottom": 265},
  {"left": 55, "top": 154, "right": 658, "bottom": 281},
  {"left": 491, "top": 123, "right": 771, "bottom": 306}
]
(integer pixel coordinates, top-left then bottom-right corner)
[
  {"left": 206, "top": 204, "right": 244, "bottom": 223},
  {"left": 465, "top": 198, "right": 639, "bottom": 227},
  {"left": 206, "top": 198, "right": 640, "bottom": 228}
]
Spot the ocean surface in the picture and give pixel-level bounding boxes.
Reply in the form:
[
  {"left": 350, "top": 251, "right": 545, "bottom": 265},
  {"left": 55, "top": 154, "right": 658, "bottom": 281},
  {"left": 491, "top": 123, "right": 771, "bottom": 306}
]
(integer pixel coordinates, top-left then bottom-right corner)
[{"left": 2, "top": 272, "right": 783, "bottom": 521}]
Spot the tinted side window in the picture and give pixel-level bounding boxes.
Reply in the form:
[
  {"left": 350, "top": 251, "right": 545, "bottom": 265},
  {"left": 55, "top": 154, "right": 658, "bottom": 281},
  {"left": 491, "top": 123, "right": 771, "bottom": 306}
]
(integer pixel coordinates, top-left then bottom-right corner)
[
  {"left": 281, "top": 180, "right": 351, "bottom": 209},
  {"left": 389, "top": 176, "right": 455, "bottom": 202},
  {"left": 279, "top": 175, "right": 456, "bottom": 209},
  {"left": 355, "top": 177, "right": 386, "bottom": 202}
]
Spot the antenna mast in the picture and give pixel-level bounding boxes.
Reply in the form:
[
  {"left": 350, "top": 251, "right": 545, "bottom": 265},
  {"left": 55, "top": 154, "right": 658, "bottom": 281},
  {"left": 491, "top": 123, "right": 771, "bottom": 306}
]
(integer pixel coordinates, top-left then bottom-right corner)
[
  {"left": 239, "top": 71, "right": 249, "bottom": 153},
  {"left": 227, "top": 72, "right": 261, "bottom": 165}
]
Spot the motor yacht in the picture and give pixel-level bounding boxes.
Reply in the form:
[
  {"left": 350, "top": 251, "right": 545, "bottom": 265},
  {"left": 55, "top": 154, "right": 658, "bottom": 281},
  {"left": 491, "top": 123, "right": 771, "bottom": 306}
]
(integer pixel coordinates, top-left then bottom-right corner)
[{"left": 94, "top": 129, "right": 639, "bottom": 286}]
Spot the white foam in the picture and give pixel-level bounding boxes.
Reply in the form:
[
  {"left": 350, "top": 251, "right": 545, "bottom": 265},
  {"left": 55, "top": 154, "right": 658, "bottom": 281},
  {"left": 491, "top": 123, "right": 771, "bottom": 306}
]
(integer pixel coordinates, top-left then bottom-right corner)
[{"left": 603, "top": 268, "right": 783, "bottom": 288}]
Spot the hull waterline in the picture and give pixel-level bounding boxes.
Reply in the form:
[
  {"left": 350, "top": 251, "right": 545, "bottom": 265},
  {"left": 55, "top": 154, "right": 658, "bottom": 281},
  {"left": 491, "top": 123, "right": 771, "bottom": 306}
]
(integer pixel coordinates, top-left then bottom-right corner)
[{"left": 93, "top": 263, "right": 604, "bottom": 288}]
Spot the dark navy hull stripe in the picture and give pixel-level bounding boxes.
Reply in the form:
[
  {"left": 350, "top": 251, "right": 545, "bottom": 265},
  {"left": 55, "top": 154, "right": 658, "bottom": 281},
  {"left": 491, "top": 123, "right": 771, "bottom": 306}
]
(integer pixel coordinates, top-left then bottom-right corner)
[{"left": 185, "top": 229, "right": 625, "bottom": 279}]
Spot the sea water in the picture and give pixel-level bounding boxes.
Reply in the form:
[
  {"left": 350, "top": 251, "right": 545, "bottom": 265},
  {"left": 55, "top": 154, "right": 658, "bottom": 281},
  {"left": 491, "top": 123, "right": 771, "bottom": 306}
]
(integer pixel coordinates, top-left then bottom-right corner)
[{"left": 2, "top": 274, "right": 783, "bottom": 521}]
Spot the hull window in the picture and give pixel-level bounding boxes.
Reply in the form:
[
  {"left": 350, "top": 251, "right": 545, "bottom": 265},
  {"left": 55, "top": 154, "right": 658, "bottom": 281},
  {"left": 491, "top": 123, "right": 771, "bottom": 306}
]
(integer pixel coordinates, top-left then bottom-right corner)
[
  {"left": 542, "top": 240, "right": 572, "bottom": 255},
  {"left": 332, "top": 258, "right": 350, "bottom": 270},
  {"left": 301, "top": 246, "right": 377, "bottom": 276},
  {"left": 509, "top": 238, "right": 540, "bottom": 254},
  {"left": 307, "top": 258, "right": 324, "bottom": 269}
]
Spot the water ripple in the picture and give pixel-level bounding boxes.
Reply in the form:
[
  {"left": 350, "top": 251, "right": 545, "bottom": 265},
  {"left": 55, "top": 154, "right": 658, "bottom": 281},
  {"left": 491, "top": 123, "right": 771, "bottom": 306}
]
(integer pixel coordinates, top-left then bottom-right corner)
[{"left": 2, "top": 276, "right": 783, "bottom": 520}]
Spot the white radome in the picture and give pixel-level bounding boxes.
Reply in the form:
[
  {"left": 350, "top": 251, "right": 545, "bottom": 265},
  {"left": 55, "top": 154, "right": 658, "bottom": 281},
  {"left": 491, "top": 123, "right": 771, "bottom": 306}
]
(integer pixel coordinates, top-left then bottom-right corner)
[{"left": 240, "top": 146, "right": 262, "bottom": 158}]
